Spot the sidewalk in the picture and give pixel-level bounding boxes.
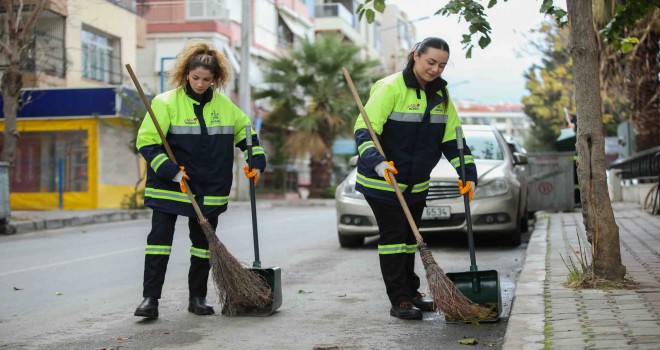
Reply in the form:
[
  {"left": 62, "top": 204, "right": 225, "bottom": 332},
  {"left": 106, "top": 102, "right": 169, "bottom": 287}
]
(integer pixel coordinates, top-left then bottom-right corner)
[
  {"left": 3, "top": 199, "right": 335, "bottom": 235},
  {"left": 504, "top": 202, "right": 660, "bottom": 349}
]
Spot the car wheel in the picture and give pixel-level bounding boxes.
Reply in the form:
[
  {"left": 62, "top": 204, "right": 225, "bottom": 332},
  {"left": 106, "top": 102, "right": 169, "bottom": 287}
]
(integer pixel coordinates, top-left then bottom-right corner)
[
  {"left": 521, "top": 207, "right": 529, "bottom": 233},
  {"left": 338, "top": 232, "right": 364, "bottom": 248},
  {"left": 505, "top": 216, "right": 522, "bottom": 246}
]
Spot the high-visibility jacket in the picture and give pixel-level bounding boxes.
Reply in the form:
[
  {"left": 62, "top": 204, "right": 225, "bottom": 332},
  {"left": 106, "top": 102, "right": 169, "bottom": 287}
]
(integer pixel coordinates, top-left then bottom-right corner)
[
  {"left": 136, "top": 87, "right": 265, "bottom": 217},
  {"left": 354, "top": 67, "right": 477, "bottom": 205}
]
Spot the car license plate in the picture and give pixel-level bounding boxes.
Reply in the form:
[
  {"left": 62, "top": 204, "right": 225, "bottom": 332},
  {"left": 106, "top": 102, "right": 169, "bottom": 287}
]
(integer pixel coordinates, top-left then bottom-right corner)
[{"left": 422, "top": 206, "right": 450, "bottom": 220}]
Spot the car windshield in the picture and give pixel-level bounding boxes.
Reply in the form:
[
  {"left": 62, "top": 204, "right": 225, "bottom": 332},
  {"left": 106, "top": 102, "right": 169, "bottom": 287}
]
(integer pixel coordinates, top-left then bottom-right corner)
[{"left": 464, "top": 130, "right": 504, "bottom": 160}]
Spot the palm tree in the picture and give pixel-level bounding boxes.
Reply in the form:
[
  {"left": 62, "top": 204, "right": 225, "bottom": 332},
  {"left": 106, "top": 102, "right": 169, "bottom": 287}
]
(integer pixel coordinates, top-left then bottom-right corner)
[{"left": 256, "top": 34, "right": 380, "bottom": 197}]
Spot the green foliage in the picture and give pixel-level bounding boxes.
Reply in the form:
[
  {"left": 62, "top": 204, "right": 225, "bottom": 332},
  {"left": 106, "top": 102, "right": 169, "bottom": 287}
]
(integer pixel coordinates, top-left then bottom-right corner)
[
  {"left": 255, "top": 34, "right": 379, "bottom": 161},
  {"left": 121, "top": 190, "right": 145, "bottom": 209},
  {"left": 599, "top": 0, "right": 660, "bottom": 51},
  {"left": 255, "top": 34, "right": 380, "bottom": 191},
  {"left": 320, "top": 185, "right": 338, "bottom": 199}
]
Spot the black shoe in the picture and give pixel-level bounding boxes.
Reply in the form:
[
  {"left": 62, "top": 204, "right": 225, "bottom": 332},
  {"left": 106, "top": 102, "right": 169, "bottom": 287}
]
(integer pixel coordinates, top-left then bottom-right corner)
[
  {"left": 390, "top": 301, "right": 422, "bottom": 320},
  {"left": 411, "top": 293, "right": 435, "bottom": 312},
  {"left": 134, "top": 297, "right": 159, "bottom": 318},
  {"left": 188, "top": 297, "right": 215, "bottom": 315}
]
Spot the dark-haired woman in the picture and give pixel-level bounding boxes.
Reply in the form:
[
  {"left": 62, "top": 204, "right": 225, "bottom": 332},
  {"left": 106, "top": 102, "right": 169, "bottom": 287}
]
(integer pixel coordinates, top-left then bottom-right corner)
[
  {"left": 133, "top": 40, "right": 266, "bottom": 318},
  {"left": 354, "top": 37, "right": 478, "bottom": 320}
]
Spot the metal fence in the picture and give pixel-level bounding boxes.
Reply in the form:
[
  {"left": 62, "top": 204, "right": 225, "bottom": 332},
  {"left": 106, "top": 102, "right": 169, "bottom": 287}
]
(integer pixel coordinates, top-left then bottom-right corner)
[{"left": 608, "top": 145, "right": 660, "bottom": 181}]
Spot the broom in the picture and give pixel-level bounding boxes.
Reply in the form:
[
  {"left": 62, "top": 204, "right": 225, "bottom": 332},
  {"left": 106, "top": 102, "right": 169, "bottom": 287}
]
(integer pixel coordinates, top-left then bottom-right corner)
[
  {"left": 125, "top": 64, "right": 271, "bottom": 315},
  {"left": 342, "top": 68, "right": 489, "bottom": 321}
]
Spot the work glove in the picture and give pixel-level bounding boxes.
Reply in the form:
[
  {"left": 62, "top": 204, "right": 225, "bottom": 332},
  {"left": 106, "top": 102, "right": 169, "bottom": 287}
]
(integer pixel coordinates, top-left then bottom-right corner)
[
  {"left": 458, "top": 180, "right": 474, "bottom": 202},
  {"left": 172, "top": 166, "right": 190, "bottom": 193},
  {"left": 374, "top": 161, "right": 398, "bottom": 185},
  {"left": 243, "top": 165, "right": 259, "bottom": 185}
]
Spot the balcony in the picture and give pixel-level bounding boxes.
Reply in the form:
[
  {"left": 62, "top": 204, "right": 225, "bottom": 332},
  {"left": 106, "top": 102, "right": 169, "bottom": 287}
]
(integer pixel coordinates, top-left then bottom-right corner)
[
  {"left": 0, "top": 10, "right": 66, "bottom": 81},
  {"left": 314, "top": 3, "right": 360, "bottom": 43}
]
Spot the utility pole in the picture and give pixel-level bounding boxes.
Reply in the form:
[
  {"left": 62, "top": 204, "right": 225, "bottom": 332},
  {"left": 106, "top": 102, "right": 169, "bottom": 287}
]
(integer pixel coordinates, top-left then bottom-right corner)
[{"left": 236, "top": 0, "right": 252, "bottom": 201}]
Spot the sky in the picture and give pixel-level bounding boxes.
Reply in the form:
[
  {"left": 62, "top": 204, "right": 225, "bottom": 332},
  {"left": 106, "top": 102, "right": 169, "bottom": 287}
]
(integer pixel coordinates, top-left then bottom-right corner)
[{"left": 387, "top": 0, "right": 551, "bottom": 104}]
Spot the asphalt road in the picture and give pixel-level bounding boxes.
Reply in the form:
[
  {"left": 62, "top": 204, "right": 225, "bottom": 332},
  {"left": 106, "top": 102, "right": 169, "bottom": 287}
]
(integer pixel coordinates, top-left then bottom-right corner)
[{"left": 0, "top": 205, "right": 530, "bottom": 350}]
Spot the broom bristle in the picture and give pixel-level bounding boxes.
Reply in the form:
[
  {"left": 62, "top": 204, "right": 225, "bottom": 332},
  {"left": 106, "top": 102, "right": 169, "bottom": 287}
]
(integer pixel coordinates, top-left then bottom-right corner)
[
  {"left": 418, "top": 243, "right": 491, "bottom": 321},
  {"left": 199, "top": 219, "right": 272, "bottom": 316}
]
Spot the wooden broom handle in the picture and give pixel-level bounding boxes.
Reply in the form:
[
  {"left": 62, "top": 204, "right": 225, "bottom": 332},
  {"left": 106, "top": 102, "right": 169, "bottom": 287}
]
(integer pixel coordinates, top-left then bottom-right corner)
[
  {"left": 342, "top": 68, "right": 424, "bottom": 244},
  {"left": 125, "top": 64, "right": 206, "bottom": 221}
]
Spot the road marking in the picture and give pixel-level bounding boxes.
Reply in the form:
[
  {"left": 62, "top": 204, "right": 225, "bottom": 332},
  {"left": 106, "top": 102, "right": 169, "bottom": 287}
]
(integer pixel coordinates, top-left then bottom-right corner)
[{"left": 0, "top": 247, "right": 142, "bottom": 277}]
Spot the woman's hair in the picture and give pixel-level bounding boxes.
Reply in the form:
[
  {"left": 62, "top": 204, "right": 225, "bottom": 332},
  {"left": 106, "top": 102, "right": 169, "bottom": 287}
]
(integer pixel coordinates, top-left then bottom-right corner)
[
  {"left": 169, "top": 40, "right": 232, "bottom": 90},
  {"left": 405, "top": 37, "right": 450, "bottom": 72}
]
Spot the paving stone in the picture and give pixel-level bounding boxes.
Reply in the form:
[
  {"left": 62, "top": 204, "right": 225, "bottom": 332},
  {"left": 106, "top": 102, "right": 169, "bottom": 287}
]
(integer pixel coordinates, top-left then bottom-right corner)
[
  {"left": 584, "top": 339, "right": 633, "bottom": 349},
  {"left": 630, "top": 327, "right": 660, "bottom": 336}
]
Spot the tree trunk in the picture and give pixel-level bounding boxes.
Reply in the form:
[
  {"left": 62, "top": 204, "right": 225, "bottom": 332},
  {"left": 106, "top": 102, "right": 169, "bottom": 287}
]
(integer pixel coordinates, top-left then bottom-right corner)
[
  {"left": 567, "top": 0, "right": 626, "bottom": 281},
  {"left": 309, "top": 152, "right": 332, "bottom": 198},
  {"left": 1, "top": 66, "right": 22, "bottom": 166}
]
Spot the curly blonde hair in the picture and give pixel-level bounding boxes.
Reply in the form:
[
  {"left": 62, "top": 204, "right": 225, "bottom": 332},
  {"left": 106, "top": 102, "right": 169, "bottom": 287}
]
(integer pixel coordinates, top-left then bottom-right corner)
[{"left": 169, "top": 40, "right": 232, "bottom": 90}]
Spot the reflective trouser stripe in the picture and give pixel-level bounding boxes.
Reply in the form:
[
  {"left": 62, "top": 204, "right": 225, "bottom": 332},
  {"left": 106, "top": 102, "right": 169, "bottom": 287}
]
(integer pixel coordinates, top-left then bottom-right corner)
[
  {"left": 145, "top": 245, "right": 171, "bottom": 255},
  {"left": 191, "top": 246, "right": 210, "bottom": 259},
  {"left": 378, "top": 243, "right": 417, "bottom": 255}
]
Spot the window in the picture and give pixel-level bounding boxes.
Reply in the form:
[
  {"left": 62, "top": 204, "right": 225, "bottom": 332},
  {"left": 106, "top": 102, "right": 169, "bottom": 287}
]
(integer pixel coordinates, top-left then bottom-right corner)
[
  {"left": 187, "top": 0, "right": 227, "bottom": 20},
  {"left": 0, "top": 131, "right": 88, "bottom": 193},
  {"left": 373, "top": 22, "right": 381, "bottom": 51},
  {"left": 81, "top": 27, "right": 121, "bottom": 83},
  {"left": 277, "top": 16, "right": 294, "bottom": 49}
]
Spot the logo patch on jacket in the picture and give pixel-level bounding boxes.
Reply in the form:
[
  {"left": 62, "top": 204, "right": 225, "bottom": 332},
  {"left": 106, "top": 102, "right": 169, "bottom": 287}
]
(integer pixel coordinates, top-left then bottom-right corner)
[
  {"left": 184, "top": 117, "right": 198, "bottom": 125},
  {"left": 407, "top": 103, "right": 421, "bottom": 111},
  {"left": 210, "top": 111, "right": 221, "bottom": 125}
]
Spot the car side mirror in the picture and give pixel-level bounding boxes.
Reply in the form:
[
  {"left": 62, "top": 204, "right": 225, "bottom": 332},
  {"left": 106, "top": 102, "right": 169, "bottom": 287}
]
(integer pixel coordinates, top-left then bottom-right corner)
[
  {"left": 512, "top": 152, "right": 528, "bottom": 165},
  {"left": 349, "top": 155, "right": 358, "bottom": 167}
]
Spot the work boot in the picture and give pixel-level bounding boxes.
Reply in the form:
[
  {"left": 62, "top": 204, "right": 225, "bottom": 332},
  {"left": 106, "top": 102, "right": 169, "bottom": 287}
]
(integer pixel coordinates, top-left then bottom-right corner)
[
  {"left": 411, "top": 292, "right": 435, "bottom": 312},
  {"left": 390, "top": 300, "right": 422, "bottom": 320},
  {"left": 134, "top": 297, "right": 159, "bottom": 318},
  {"left": 188, "top": 297, "right": 215, "bottom": 315}
]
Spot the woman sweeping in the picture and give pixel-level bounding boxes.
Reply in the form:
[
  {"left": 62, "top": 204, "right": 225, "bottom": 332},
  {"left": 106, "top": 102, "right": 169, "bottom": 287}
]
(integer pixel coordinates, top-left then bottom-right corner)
[
  {"left": 354, "top": 37, "right": 478, "bottom": 320},
  {"left": 133, "top": 40, "right": 266, "bottom": 318}
]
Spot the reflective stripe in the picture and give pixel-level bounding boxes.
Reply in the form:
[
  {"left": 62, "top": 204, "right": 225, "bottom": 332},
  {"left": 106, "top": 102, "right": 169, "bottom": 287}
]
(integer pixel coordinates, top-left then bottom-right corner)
[
  {"left": 146, "top": 245, "right": 171, "bottom": 255},
  {"left": 203, "top": 196, "right": 229, "bottom": 206},
  {"left": 356, "top": 173, "right": 406, "bottom": 192},
  {"left": 151, "top": 154, "right": 168, "bottom": 172},
  {"left": 430, "top": 114, "right": 448, "bottom": 124},
  {"left": 358, "top": 141, "right": 375, "bottom": 156},
  {"left": 411, "top": 180, "right": 429, "bottom": 193},
  {"left": 191, "top": 246, "right": 210, "bottom": 259},
  {"left": 243, "top": 145, "right": 265, "bottom": 160},
  {"left": 389, "top": 112, "right": 422, "bottom": 122},
  {"left": 406, "top": 244, "right": 417, "bottom": 253},
  {"left": 356, "top": 173, "right": 428, "bottom": 193},
  {"left": 449, "top": 155, "right": 475, "bottom": 168},
  {"left": 208, "top": 126, "right": 234, "bottom": 135},
  {"left": 169, "top": 125, "right": 201, "bottom": 135},
  {"left": 378, "top": 243, "right": 407, "bottom": 255},
  {"left": 145, "top": 188, "right": 191, "bottom": 203}
]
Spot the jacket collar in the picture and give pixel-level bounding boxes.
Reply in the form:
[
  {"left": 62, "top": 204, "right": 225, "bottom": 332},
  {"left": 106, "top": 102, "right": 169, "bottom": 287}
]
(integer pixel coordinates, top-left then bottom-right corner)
[
  {"left": 184, "top": 82, "right": 213, "bottom": 104},
  {"left": 402, "top": 65, "right": 448, "bottom": 96}
]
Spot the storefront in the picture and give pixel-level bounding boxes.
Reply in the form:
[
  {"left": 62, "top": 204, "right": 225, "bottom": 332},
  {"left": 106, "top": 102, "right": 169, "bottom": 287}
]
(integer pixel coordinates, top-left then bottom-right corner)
[{"left": 0, "top": 87, "right": 142, "bottom": 209}]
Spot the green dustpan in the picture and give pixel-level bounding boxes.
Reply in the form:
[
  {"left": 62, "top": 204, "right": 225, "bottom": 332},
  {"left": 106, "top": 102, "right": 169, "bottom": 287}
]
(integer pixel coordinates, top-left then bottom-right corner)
[
  {"left": 446, "top": 126, "right": 502, "bottom": 323},
  {"left": 235, "top": 125, "right": 282, "bottom": 317}
]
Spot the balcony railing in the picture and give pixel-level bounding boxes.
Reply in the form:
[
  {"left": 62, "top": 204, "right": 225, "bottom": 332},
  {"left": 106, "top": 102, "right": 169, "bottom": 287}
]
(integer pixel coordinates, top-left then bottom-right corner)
[{"left": 314, "top": 3, "right": 356, "bottom": 29}]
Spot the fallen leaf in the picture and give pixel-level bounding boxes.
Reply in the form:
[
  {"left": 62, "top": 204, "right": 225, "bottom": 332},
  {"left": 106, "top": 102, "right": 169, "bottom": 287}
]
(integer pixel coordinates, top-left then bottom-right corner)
[
  {"left": 338, "top": 294, "right": 346, "bottom": 297},
  {"left": 116, "top": 337, "right": 128, "bottom": 342},
  {"left": 458, "top": 338, "right": 478, "bottom": 345},
  {"left": 298, "top": 289, "right": 312, "bottom": 294},
  {"left": 55, "top": 292, "right": 63, "bottom": 296},
  {"left": 13, "top": 287, "right": 23, "bottom": 291}
]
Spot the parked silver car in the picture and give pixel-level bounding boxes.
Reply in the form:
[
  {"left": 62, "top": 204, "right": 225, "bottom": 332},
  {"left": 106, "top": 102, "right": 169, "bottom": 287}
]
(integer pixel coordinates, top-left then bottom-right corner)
[{"left": 335, "top": 125, "right": 529, "bottom": 247}]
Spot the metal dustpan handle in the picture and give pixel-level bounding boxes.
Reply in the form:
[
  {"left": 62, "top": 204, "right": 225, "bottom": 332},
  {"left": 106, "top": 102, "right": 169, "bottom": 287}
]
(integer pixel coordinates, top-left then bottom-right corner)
[
  {"left": 246, "top": 124, "right": 261, "bottom": 268},
  {"left": 456, "top": 126, "right": 479, "bottom": 275}
]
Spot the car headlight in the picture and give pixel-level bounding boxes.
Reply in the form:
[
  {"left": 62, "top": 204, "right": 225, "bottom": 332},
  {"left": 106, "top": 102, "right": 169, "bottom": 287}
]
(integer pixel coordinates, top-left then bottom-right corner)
[
  {"left": 474, "top": 178, "right": 509, "bottom": 198},
  {"left": 338, "top": 178, "right": 364, "bottom": 199}
]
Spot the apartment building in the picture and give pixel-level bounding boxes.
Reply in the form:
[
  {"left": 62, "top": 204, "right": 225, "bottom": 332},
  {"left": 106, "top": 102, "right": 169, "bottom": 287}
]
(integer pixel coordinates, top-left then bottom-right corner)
[{"left": 0, "top": 0, "right": 146, "bottom": 210}]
